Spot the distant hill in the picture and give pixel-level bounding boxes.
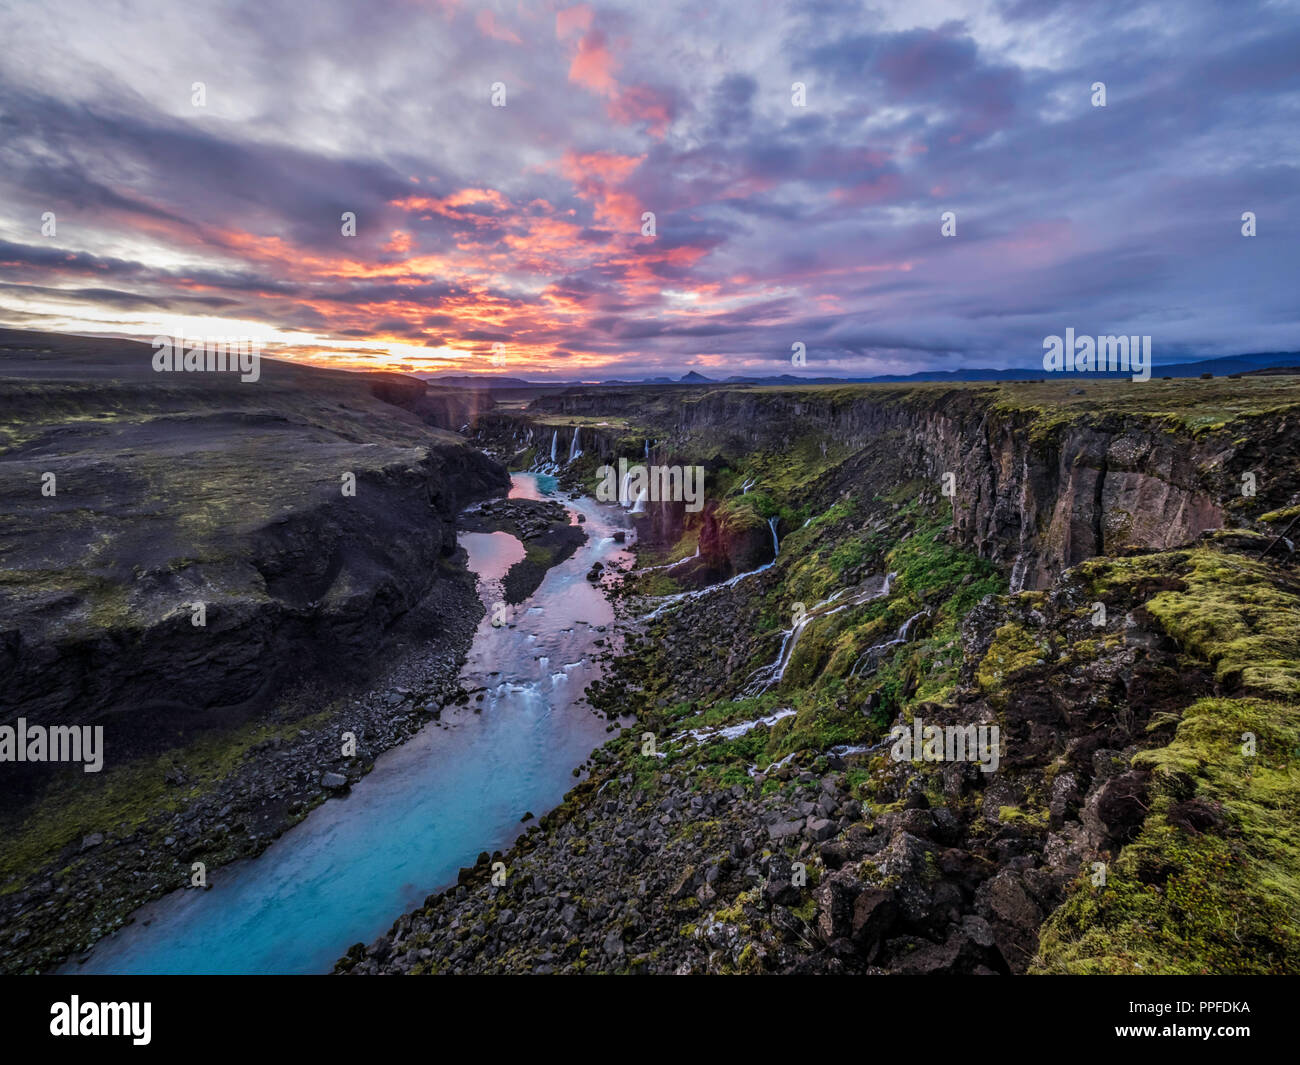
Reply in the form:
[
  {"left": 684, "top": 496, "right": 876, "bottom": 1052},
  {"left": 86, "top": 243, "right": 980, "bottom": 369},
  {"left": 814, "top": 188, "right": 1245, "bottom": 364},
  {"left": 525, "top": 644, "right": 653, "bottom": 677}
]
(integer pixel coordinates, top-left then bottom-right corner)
[
  {"left": 708, "top": 351, "right": 1300, "bottom": 386},
  {"left": 425, "top": 351, "right": 1300, "bottom": 390},
  {"left": 418, "top": 373, "right": 544, "bottom": 389}
]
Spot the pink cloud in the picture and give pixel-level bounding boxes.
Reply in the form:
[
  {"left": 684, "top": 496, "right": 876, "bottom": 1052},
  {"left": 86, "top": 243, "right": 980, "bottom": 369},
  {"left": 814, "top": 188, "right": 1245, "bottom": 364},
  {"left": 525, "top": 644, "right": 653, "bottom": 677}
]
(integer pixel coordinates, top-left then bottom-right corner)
[
  {"left": 556, "top": 5, "right": 594, "bottom": 39},
  {"left": 569, "top": 30, "right": 617, "bottom": 95},
  {"left": 475, "top": 10, "right": 521, "bottom": 44},
  {"left": 609, "top": 84, "right": 675, "bottom": 137}
]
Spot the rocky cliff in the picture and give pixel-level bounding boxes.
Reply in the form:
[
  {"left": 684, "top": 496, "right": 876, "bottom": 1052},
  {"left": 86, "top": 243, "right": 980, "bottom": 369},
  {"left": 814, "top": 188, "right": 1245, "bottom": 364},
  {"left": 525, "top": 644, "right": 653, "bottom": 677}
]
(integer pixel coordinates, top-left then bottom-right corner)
[
  {"left": 0, "top": 331, "right": 509, "bottom": 791},
  {"left": 525, "top": 380, "right": 1297, "bottom": 590}
]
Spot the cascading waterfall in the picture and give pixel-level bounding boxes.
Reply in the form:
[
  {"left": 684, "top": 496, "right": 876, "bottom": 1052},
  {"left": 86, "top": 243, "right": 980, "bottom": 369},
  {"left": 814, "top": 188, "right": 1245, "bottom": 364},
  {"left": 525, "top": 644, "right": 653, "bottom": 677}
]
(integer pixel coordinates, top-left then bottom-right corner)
[
  {"left": 738, "top": 572, "right": 894, "bottom": 698},
  {"left": 568, "top": 425, "right": 581, "bottom": 463},
  {"left": 630, "top": 483, "right": 648, "bottom": 514},
  {"left": 640, "top": 517, "right": 780, "bottom": 621},
  {"left": 549, "top": 430, "right": 558, "bottom": 464},
  {"left": 619, "top": 469, "right": 633, "bottom": 507},
  {"left": 633, "top": 544, "right": 700, "bottom": 575},
  {"left": 850, "top": 603, "right": 927, "bottom": 678}
]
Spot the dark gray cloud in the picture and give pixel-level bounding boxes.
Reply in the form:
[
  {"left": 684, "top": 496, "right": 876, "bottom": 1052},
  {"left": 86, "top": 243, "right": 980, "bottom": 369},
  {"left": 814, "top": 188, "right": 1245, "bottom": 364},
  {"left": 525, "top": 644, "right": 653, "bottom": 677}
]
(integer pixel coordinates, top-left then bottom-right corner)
[{"left": 0, "top": 0, "right": 1294, "bottom": 379}]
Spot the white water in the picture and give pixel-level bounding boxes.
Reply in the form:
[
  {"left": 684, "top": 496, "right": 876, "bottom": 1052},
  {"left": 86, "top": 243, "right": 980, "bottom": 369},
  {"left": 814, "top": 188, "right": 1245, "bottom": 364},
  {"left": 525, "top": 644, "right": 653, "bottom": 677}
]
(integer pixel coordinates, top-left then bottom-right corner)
[
  {"left": 550, "top": 429, "right": 558, "bottom": 464},
  {"left": 850, "top": 606, "right": 927, "bottom": 677},
  {"left": 567, "top": 425, "right": 581, "bottom": 464},
  {"left": 682, "top": 707, "right": 796, "bottom": 744},
  {"left": 633, "top": 545, "right": 700, "bottom": 575},
  {"left": 738, "top": 572, "right": 896, "bottom": 698},
  {"left": 640, "top": 517, "right": 780, "bottom": 621}
]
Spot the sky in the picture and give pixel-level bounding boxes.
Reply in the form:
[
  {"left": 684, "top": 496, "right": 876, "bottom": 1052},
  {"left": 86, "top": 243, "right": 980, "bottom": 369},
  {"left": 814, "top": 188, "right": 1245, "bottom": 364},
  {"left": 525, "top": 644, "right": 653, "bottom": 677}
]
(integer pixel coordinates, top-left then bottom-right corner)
[{"left": 0, "top": 0, "right": 1297, "bottom": 380}]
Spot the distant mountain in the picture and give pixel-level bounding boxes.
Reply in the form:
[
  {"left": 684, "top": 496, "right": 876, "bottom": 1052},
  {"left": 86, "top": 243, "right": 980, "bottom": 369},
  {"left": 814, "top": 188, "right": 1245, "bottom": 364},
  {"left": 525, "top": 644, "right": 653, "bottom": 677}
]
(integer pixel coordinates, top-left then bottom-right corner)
[
  {"left": 837, "top": 351, "right": 1300, "bottom": 384},
  {"left": 707, "top": 351, "right": 1300, "bottom": 386},
  {"left": 417, "top": 351, "right": 1300, "bottom": 390}
]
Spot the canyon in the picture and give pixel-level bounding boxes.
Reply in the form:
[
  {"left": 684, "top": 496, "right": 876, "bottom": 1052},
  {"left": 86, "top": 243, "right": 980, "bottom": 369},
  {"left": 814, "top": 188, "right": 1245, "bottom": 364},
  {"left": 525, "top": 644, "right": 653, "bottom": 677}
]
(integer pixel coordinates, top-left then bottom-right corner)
[
  {"left": 343, "top": 373, "right": 1298, "bottom": 975},
  {"left": 2, "top": 329, "right": 1297, "bottom": 976}
]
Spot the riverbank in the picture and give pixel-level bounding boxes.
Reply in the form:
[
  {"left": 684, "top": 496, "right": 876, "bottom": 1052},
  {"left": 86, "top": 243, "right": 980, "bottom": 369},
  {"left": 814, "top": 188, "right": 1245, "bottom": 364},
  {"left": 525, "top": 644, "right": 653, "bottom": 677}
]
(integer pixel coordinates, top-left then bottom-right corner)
[
  {"left": 459, "top": 497, "right": 588, "bottom": 604},
  {"left": 50, "top": 474, "right": 630, "bottom": 974}
]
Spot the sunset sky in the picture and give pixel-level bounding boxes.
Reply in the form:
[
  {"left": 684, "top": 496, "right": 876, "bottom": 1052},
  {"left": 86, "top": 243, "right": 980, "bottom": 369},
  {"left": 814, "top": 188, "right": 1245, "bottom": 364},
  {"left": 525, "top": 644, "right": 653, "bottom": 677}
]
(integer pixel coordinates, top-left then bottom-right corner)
[{"left": 0, "top": 0, "right": 1297, "bottom": 380}]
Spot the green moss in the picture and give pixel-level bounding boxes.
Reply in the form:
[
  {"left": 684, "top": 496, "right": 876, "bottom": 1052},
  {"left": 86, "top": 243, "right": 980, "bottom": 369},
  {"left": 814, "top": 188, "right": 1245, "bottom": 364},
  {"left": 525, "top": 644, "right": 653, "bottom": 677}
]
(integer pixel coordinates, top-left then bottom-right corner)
[
  {"left": 1258, "top": 504, "right": 1300, "bottom": 524},
  {"left": 1144, "top": 549, "right": 1300, "bottom": 698},
  {"left": 976, "top": 620, "right": 1050, "bottom": 691},
  {"left": 1036, "top": 543, "right": 1300, "bottom": 973},
  {"left": 1036, "top": 697, "right": 1300, "bottom": 974},
  {"left": 997, "top": 805, "right": 1049, "bottom": 829}
]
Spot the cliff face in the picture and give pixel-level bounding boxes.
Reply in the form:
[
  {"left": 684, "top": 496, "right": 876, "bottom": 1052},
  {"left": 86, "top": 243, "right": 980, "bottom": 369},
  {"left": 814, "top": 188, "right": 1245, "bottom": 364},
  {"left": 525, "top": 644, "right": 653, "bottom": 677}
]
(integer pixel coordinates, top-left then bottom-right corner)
[
  {"left": 0, "top": 332, "right": 509, "bottom": 779},
  {"left": 526, "top": 382, "right": 1296, "bottom": 590},
  {"left": 366, "top": 374, "right": 498, "bottom": 433}
]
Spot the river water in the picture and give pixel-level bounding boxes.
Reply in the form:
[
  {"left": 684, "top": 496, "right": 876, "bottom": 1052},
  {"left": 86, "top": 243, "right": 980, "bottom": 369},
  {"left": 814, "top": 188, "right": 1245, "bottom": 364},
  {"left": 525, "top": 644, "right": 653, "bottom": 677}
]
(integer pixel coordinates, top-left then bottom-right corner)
[{"left": 68, "top": 473, "right": 629, "bottom": 974}]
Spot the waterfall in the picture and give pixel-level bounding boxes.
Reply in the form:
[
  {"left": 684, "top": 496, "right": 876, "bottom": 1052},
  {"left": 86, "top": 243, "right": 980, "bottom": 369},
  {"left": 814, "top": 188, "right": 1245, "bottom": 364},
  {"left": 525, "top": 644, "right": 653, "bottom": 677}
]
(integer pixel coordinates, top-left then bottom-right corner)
[
  {"left": 644, "top": 438, "right": 650, "bottom": 459},
  {"left": 680, "top": 708, "right": 797, "bottom": 745},
  {"left": 738, "top": 573, "right": 894, "bottom": 698},
  {"left": 549, "top": 430, "right": 558, "bottom": 463},
  {"left": 630, "top": 484, "right": 648, "bottom": 514},
  {"left": 633, "top": 544, "right": 700, "bottom": 575},
  {"left": 639, "top": 517, "right": 783, "bottom": 622},
  {"left": 898, "top": 609, "right": 924, "bottom": 640},
  {"left": 568, "top": 425, "right": 581, "bottom": 463},
  {"left": 850, "top": 602, "right": 925, "bottom": 678},
  {"left": 619, "top": 469, "right": 633, "bottom": 507}
]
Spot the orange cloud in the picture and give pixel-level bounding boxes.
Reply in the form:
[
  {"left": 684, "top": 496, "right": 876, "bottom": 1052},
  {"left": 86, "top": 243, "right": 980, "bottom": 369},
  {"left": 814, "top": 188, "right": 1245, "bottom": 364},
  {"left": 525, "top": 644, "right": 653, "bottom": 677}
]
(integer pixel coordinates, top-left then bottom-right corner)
[
  {"left": 390, "top": 187, "right": 511, "bottom": 225},
  {"left": 384, "top": 230, "right": 413, "bottom": 254},
  {"left": 568, "top": 30, "right": 617, "bottom": 95}
]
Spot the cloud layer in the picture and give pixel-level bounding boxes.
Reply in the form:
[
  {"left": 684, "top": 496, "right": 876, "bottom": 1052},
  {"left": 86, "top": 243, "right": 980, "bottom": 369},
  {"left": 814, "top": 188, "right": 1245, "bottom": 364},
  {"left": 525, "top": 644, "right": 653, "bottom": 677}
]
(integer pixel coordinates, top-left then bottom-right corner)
[{"left": 0, "top": 0, "right": 1297, "bottom": 378}]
